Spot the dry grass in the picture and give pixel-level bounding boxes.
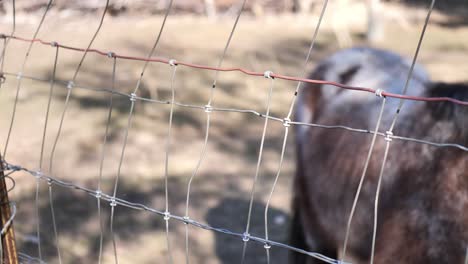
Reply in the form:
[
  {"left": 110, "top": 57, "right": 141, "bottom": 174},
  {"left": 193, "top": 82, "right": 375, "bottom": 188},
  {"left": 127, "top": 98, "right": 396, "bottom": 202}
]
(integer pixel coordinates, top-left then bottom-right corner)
[{"left": 0, "top": 4, "right": 467, "bottom": 264}]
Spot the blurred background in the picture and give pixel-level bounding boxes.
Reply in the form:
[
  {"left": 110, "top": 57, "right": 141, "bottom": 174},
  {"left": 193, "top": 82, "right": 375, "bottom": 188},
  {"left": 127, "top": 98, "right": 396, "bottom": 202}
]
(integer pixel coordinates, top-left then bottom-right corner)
[{"left": 0, "top": 0, "right": 467, "bottom": 263}]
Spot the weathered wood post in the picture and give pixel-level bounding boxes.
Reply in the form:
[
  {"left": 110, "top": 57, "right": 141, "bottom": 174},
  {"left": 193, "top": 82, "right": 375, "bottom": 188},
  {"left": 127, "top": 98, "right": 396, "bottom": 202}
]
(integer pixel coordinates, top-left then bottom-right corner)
[{"left": 0, "top": 153, "right": 18, "bottom": 264}]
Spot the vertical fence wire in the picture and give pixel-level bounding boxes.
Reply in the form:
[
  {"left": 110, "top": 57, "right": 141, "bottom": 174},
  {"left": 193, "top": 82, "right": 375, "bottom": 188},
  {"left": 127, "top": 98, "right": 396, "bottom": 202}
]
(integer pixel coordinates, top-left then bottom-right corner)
[
  {"left": 46, "top": 181, "right": 59, "bottom": 263},
  {"left": 258, "top": 77, "right": 276, "bottom": 264},
  {"left": 343, "top": 2, "right": 435, "bottom": 262},
  {"left": 3, "top": 0, "right": 53, "bottom": 159},
  {"left": 34, "top": 177, "right": 42, "bottom": 260},
  {"left": 69, "top": 1, "right": 110, "bottom": 83},
  {"left": 465, "top": 246, "right": 468, "bottom": 264},
  {"left": 0, "top": 1, "right": 15, "bottom": 62},
  {"left": 0, "top": 0, "right": 15, "bottom": 86},
  {"left": 130, "top": 0, "right": 174, "bottom": 100},
  {"left": 109, "top": 71, "right": 133, "bottom": 264},
  {"left": 0, "top": 38, "right": 6, "bottom": 90},
  {"left": 49, "top": 0, "right": 110, "bottom": 175},
  {"left": 209, "top": 0, "right": 248, "bottom": 105},
  {"left": 183, "top": 114, "right": 211, "bottom": 264},
  {"left": 159, "top": 5, "right": 176, "bottom": 263},
  {"left": 369, "top": 1, "right": 435, "bottom": 263},
  {"left": 108, "top": 1, "right": 174, "bottom": 262},
  {"left": 341, "top": 97, "right": 387, "bottom": 261},
  {"left": 240, "top": 73, "right": 274, "bottom": 264},
  {"left": 38, "top": 45, "right": 61, "bottom": 264},
  {"left": 39, "top": 45, "right": 59, "bottom": 173},
  {"left": 48, "top": 0, "right": 110, "bottom": 175},
  {"left": 285, "top": 0, "right": 328, "bottom": 118},
  {"left": 369, "top": 135, "right": 390, "bottom": 264},
  {"left": 242, "top": 1, "right": 327, "bottom": 263},
  {"left": 387, "top": 0, "right": 435, "bottom": 133},
  {"left": 0, "top": 2, "right": 56, "bottom": 259},
  {"left": 163, "top": 63, "right": 178, "bottom": 264},
  {"left": 44, "top": 2, "right": 109, "bottom": 263},
  {"left": 96, "top": 54, "right": 117, "bottom": 264},
  {"left": 183, "top": 1, "right": 247, "bottom": 263},
  {"left": 263, "top": 124, "right": 287, "bottom": 264}
]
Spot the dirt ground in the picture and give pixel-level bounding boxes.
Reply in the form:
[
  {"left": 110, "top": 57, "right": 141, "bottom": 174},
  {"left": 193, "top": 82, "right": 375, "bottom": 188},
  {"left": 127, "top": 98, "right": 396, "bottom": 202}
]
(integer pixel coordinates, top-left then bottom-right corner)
[{"left": 0, "top": 3, "right": 467, "bottom": 264}]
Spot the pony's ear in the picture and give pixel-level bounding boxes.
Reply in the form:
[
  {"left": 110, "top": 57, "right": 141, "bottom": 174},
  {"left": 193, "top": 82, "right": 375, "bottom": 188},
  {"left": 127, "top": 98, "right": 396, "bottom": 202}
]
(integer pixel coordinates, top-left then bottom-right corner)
[
  {"left": 297, "top": 63, "right": 328, "bottom": 114},
  {"left": 427, "top": 82, "right": 468, "bottom": 129}
]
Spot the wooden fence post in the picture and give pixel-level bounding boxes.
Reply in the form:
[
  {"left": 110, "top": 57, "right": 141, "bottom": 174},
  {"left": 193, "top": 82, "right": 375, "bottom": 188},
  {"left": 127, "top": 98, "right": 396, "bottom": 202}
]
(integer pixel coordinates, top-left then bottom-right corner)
[{"left": 0, "top": 153, "right": 18, "bottom": 264}]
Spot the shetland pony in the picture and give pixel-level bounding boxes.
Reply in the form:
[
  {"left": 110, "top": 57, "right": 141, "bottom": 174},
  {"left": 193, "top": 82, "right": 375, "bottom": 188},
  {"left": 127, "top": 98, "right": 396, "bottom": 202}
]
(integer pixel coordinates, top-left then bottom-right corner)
[{"left": 291, "top": 47, "right": 468, "bottom": 264}]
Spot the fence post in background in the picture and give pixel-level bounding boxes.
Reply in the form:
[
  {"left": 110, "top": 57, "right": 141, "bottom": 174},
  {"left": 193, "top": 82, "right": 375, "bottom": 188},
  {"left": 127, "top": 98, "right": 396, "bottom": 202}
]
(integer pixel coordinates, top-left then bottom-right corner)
[
  {"left": 0, "top": 153, "right": 18, "bottom": 264},
  {"left": 366, "top": 0, "right": 384, "bottom": 43}
]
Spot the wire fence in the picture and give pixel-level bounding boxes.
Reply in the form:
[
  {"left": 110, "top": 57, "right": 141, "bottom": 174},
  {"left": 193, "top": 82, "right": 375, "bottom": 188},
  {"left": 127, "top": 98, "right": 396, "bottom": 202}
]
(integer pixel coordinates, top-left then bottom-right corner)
[{"left": 0, "top": 0, "right": 466, "bottom": 263}]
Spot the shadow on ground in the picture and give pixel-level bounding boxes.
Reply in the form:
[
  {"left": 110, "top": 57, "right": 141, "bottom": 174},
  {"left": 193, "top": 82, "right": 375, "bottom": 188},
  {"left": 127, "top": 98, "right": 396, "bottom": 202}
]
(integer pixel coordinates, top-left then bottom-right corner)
[
  {"left": 14, "top": 167, "right": 291, "bottom": 264},
  {"left": 206, "top": 197, "right": 290, "bottom": 264}
]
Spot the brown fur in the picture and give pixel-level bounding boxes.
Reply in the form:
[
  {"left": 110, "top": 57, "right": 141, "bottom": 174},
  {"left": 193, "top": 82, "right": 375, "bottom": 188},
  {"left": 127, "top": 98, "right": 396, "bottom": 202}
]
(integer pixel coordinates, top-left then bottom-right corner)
[{"left": 291, "top": 53, "right": 468, "bottom": 264}]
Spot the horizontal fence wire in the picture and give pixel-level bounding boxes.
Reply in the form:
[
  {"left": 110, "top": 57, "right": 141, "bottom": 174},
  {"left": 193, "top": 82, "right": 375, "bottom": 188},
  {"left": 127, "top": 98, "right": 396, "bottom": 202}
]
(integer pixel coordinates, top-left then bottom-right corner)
[
  {"left": 2, "top": 161, "right": 347, "bottom": 264},
  {"left": 1, "top": 71, "right": 466, "bottom": 152},
  {"left": 1, "top": 34, "right": 468, "bottom": 106},
  {"left": 18, "top": 252, "right": 45, "bottom": 264}
]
